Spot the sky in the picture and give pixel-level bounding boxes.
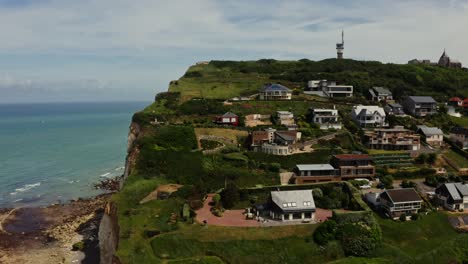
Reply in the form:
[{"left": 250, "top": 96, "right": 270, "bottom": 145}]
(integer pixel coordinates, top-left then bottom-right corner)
[{"left": 0, "top": 0, "right": 467, "bottom": 103}]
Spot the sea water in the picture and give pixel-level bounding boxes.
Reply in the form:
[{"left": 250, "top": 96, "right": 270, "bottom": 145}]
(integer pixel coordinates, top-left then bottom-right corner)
[{"left": 0, "top": 101, "right": 149, "bottom": 208}]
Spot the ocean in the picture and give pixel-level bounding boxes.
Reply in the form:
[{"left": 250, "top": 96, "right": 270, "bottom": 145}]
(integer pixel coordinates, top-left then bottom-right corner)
[{"left": 0, "top": 101, "right": 149, "bottom": 208}]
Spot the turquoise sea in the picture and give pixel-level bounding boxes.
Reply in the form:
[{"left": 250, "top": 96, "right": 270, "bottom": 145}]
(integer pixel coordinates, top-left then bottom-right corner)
[{"left": 0, "top": 101, "right": 149, "bottom": 208}]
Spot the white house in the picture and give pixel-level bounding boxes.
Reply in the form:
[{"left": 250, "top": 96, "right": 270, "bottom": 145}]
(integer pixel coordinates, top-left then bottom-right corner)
[
  {"left": 417, "top": 125, "right": 444, "bottom": 147},
  {"left": 436, "top": 183, "right": 468, "bottom": 211},
  {"left": 276, "top": 111, "right": 295, "bottom": 126},
  {"left": 351, "top": 105, "right": 387, "bottom": 127},
  {"left": 310, "top": 107, "right": 342, "bottom": 130},
  {"left": 269, "top": 190, "right": 316, "bottom": 222},
  {"left": 307, "top": 80, "right": 353, "bottom": 98},
  {"left": 259, "top": 84, "right": 292, "bottom": 100}
]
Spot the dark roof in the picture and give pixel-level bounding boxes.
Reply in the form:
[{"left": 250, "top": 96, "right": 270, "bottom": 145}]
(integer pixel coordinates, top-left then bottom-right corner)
[
  {"left": 222, "top": 112, "right": 238, "bottom": 118},
  {"left": 260, "top": 83, "right": 292, "bottom": 92},
  {"left": 334, "top": 154, "right": 371, "bottom": 160},
  {"left": 407, "top": 96, "right": 437, "bottom": 103},
  {"left": 372, "top": 87, "right": 392, "bottom": 95},
  {"left": 383, "top": 188, "right": 422, "bottom": 203},
  {"left": 388, "top": 103, "right": 402, "bottom": 108},
  {"left": 451, "top": 126, "right": 468, "bottom": 136},
  {"left": 275, "top": 131, "right": 297, "bottom": 141}
]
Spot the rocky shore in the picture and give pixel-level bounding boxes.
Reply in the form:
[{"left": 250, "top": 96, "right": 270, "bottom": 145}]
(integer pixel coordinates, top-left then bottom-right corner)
[{"left": 0, "top": 194, "right": 110, "bottom": 264}]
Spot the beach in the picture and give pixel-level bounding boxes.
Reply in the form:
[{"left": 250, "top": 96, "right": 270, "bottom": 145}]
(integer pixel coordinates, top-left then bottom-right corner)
[{"left": 0, "top": 194, "right": 110, "bottom": 264}]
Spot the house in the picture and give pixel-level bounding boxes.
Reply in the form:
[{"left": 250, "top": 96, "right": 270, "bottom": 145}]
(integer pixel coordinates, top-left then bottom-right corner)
[
  {"left": 309, "top": 107, "right": 342, "bottom": 130},
  {"left": 450, "top": 127, "right": 468, "bottom": 149},
  {"left": 448, "top": 97, "right": 463, "bottom": 107},
  {"left": 259, "top": 83, "right": 292, "bottom": 100},
  {"left": 369, "top": 87, "right": 393, "bottom": 102},
  {"left": 463, "top": 98, "right": 468, "bottom": 108},
  {"left": 331, "top": 154, "right": 376, "bottom": 179},
  {"left": 351, "top": 105, "right": 387, "bottom": 127},
  {"left": 293, "top": 154, "right": 376, "bottom": 183},
  {"left": 269, "top": 190, "right": 316, "bottom": 221},
  {"left": 384, "top": 103, "right": 405, "bottom": 116},
  {"left": 214, "top": 112, "right": 239, "bottom": 126},
  {"left": 276, "top": 111, "right": 295, "bottom": 126},
  {"left": 435, "top": 183, "right": 468, "bottom": 211},
  {"left": 403, "top": 96, "right": 437, "bottom": 117},
  {"left": 250, "top": 128, "right": 301, "bottom": 155},
  {"left": 363, "top": 126, "right": 420, "bottom": 151},
  {"left": 307, "top": 80, "right": 353, "bottom": 98},
  {"left": 379, "top": 188, "right": 423, "bottom": 219},
  {"left": 244, "top": 114, "right": 271, "bottom": 127},
  {"left": 416, "top": 125, "right": 444, "bottom": 147},
  {"left": 364, "top": 192, "right": 381, "bottom": 207},
  {"left": 294, "top": 164, "right": 338, "bottom": 184}
]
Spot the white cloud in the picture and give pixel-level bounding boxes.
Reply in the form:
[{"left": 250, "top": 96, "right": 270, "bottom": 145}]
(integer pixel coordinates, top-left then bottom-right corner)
[{"left": 0, "top": 0, "right": 467, "bottom": 102}]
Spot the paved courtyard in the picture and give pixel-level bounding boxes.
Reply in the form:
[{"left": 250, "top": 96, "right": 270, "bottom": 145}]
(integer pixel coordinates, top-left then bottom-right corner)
[
  {"left": 195, "top": 194, "right": 333, "bottom": 227},
  {"left": 195, "top": 194, "right": 260, "bottom": 227}
]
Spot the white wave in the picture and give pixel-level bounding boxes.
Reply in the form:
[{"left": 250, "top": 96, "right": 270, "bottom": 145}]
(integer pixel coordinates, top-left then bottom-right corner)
[
  {"left": 10, "top": 182, "right": 41, "bottom": 195},
  {"left": 13, "top": 199, "right": 23, "bottom": 203},
  {"left": 114, "top": 166, "right": 125, "bottom": 171},
  {"left": 100, "top": 172, "right": 111, "bottom": 177}
]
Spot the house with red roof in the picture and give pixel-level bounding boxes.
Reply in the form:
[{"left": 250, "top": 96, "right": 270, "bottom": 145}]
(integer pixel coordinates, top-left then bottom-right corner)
[
  {"left": 448, "top": 97, "right": 463, "bottom": 107},
  {"left": 214, "top": 112, "right": 239, "bottom": 126}
]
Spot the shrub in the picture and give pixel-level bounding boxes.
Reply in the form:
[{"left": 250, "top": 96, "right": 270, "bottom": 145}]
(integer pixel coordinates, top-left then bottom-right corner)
[
  {"left": 313, "top": 220, "right": 337, "bottom": 245},
  {"left": 380, "top": 175, "right": 394, "bottom": 189},
  {"left": 399, "top": 213, "right": 407, "bottom": 222},
  {"left": 220, "top": 183, "right": 240, "bottom": 209},
  {"left": 268, "top": 163, "right": 281, "bottom": 172},
  {"left": 212, "top": 194, "right": 221, "bottom": 205},
  {"left": 337, "top": 223, "right": 380, "bottom": 257},
  {"left": 72, "top": 241, "right": 85, "bottom": 251},
  {"left": 312, "top": 188, "right": 323, "bottom": 199},
  {"left": 410, "top": 213, "right": 419, "bottom": 221}
]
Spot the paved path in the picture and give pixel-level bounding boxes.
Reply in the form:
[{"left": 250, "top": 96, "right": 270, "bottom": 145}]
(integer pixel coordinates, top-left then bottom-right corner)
[{"left": 195, "top": 194, "right": 260, "bottom": 227}]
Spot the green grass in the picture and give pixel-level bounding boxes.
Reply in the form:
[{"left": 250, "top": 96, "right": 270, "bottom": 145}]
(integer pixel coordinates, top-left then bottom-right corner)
[
  {"left": 374, "top": 212, "right": 468, "bottom": 263},
  {"left": 168, "top": 64, "right": 276, "bottom": 102},
  {"left": 449, "top": 115, "right": 468, "bottom": 127},
  {"left": 444, "top": 149, "right": 468, "bottom": 168}
]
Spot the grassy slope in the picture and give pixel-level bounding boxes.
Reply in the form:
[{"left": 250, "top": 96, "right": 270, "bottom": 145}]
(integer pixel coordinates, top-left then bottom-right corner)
[
  {"left": 169, "top": 59, "right": 468, "bottom": 102},
  {"left": 444, "top": 149, "right": 468, "bottom": 168},
  {"left": 168, "top": 64, "right": 276, "bottom": 102}
]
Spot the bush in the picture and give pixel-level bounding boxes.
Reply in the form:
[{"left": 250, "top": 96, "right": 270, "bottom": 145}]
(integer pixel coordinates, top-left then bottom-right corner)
[
  {"left": 220, "top": 183, "right": 240, "bottom": 209},
  {"left": 411, "top": 213, "right": 419, "bottom": 221},
  {"left": 313, "top": 220, "right": 337, "bottom": 245},
  {"left": 380, "top": 175, "right": 394, "bottom": 189},
  {"left": 337, "top": 223, "right": 381, "bottom": 257},
  {"left": 399, "top": 213, "right": 407, "bottom": 222},
  {"left": 72, "top": 241, "right": 85, "bottom": 251}
]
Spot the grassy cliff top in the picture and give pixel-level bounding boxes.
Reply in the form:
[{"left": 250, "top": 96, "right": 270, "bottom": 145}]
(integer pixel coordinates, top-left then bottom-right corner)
[{"left": 168, "top": 58, "right": 468, "bottom": 102}]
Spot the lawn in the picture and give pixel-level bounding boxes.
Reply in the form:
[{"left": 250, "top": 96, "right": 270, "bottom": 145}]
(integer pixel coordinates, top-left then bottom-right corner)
[
  {"left": 443, "top": 149, "right": 468, "bottom": 168},
  {"left": 194, "top": 128, "right": 248, "bottom": 145},
  {"left": 449, "top": 115, "right": 468, "bottom": 127},
  {"left": 374, "top": 212, "right": 468, "bottom": 263},
  {"left": 168, "top": 64, "right": 275, "bottom": 102},
  {"left": 150, "top": 224, "right": 337, "bottom": 264}
]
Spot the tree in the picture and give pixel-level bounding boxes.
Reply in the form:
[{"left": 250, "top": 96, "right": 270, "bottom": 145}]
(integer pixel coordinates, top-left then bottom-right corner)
[
  {"left": 313, "top": 220, "right": 337, "bottom": 245},
  {"left": 337, "top": 223, "right": 381, "bottom": 257},
  {"left": 415, "top": 153, "right": 428, "bottom": 164},
  {"left": 312, "top": 188, "right": 324, "bottom": 199},
  {"left": 220, "top": 183, "right": 240, "bottom": 209},
  {"left": 427, "top": 153, "right": 437, "bottom": 165},
  {"left": 380, "top": 175, "right": 394, "bottom": 189}
]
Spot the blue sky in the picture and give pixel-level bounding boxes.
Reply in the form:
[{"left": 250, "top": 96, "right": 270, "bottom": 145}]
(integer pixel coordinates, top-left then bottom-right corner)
[{"left": 0, "top": 0, "right": 467, "bottom": 103}]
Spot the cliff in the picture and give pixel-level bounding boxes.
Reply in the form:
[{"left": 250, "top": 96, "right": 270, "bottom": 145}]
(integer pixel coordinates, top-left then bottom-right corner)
[{"left": 99, "top": 121, "right": 141, "bottom": 264}]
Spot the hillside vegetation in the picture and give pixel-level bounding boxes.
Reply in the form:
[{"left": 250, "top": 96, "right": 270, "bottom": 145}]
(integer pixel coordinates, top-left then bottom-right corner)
[{"left": 169, "top": 59, "right": 468, "bottom": 102}]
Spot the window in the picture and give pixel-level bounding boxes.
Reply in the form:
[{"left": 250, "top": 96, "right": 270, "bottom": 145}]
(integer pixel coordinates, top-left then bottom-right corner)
[
  {"left": 287, "top": 202, "right": 292, "bottom": 207},
  {"left": 283, "top": 203, "right": 288, "bottom": 207},
  {"left": 291, "top": 202, "right": 297, "bottom": 207},
  {"left": 303, "top": 201, "right": 311, "bottom": 206}
]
